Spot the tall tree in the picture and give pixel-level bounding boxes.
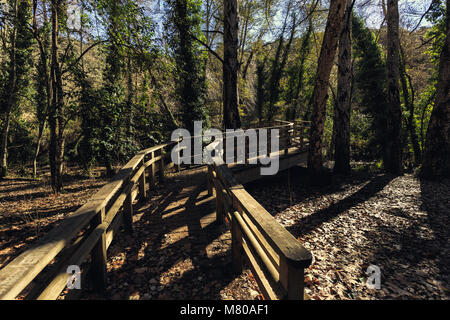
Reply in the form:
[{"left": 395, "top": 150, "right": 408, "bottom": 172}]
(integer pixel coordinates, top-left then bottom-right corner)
[
  {"left": 48, "top": 0, "right": 65, "bottom": 191},
  {"left": 351, "top": 14, "right": 388, "bottom": 160},
  {"left": 422, "top": 0, "right": 450, "bottom": 178},
  {"left": 0, "top": 0, "right": 34, "bottom": 178},
  {"left": 98, "top": 0, "right": 126, "bottom": 176},
  {"left": 267, "top": 9, "right": 297, "bottom": 122},
  {"left": 333, "top": 0, "right": 353, "bottom": 174},
  {"left": 384, "top": 0, "right": 403, "bottom": 174},
  {"left": 307, "top": 0, "right": 347, "bottom": 173},
  {"left": 223, "top": 0, "right": 241, "bottom": 129},
  {"left": 285, "top": 19, "right": 313, "bottom": 120},
  {"left": 167, "top": 0, "right": 209, "bottom": 133},
  {"left": 31, "top": 0, "right": 50, "bottom": 178},
  {"left": 399, "top": 46, "right": 421, "bottom": 166}
]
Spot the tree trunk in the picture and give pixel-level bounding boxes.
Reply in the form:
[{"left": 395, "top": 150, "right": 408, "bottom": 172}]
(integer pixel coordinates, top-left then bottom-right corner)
[
  {"left": 223, "top": 0, "right": 241, "bottom": 129},
  {"left": 33, "top": 120, "right": 45, "bottom": 178},
  {"left": 307, "top": 0, "right": 347, "bottom": 173},
  {"left": 49, "top": 0, "right": 64, "bottom": 192},
  {"left": 334, "top": 0, "right": 353, "bottom": 174},
  {"left": 384, "top": 0, "right": 403, "bottom": 174},
  {"left": 0, "top": 0, "right": 18, "bottom": 178},
  {"left": 399, "top": 47, "right": 421, "bottom": 166},
  {"left": 422, "top": 0, "right": 450, "bottom": 178},
  {"left": 0, "top": 111, "right": 12, "bottom": 178}
]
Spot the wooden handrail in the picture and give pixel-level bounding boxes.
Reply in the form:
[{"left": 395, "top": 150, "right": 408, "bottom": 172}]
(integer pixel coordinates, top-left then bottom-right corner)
[
  {"left": 207, "top": 119, "right": 312, "bottom": 300},
  {"left": 0, "top": 119, "right": 310, "bottom": 300},
  {"left": 0, "top": 141, "right": 175, "bottom": 300}
]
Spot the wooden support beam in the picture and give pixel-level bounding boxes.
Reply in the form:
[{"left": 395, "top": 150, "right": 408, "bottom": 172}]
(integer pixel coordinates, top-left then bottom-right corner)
[
  {"left": 207, "top": 166, "right": 213, "bottom": 196},
  {"left": 149, "top": 152, "right": 156, "bottom": 188},
  {"left": 139, "top": 161, "right": 147, "bottom": 200},
  {"left": 280, "top": 256, "right": 305, "bottom": 300},
  {"left": 90, "top": 207, "right": 107, "bottom": 294},
  {"left": 158, "top": 149, "right": 165, "bottom": 182},
  {"left": 123, "top": 192, "right": 133, "bottom": 233}
]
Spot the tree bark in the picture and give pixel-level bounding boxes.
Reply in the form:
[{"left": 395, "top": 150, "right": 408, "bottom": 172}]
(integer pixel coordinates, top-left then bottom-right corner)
[
  {"left": 33, "top": 120, "right": 45, "bottom": 178},
  {"left": 399, "top": 47, "right": 421, "bottom": 166},
  {"left": 422, "top": 0, "right": 450, "bottom": 178},
  {"left": 223, "top": 0, "right": 241, "bottom": 129},
  {"left": 334, "top": 0, "right": 353, "bottom": 174},
  {"left": 307, "top": 0, "right": 347, "bottom": 173},
  {"left": 0, "top": 0, "right": 18, "bottom": 178},
  {"left": 49, "top": 0, "right": 64, "bottom": 191},
  {"left": 384, "top": 0, "right": 403, "bottom": 174}
]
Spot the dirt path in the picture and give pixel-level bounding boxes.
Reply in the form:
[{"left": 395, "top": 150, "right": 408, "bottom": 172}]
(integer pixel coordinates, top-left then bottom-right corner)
[
  {"left": 86, "top": 166, "right": 260, "bottom": 300},
  {"left": 246, "top": 166, "right": 450, "bottom": 300}
]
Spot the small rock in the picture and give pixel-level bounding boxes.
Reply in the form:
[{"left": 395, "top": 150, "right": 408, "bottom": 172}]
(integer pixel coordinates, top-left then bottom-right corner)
[
  {"left": 135, "top": 267, "right": 147, "bottom": 274},
  {"left": 249, "top": 289, "right": 259, "bottom": 299}
]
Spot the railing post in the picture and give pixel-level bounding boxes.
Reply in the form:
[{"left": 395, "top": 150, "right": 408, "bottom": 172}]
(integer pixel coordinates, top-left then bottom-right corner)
[
  {"left": 158, "top": 148, "right": 165, "bottom": 182},
  {"left": 215, "top": 185, "right": 224, "bottom": 225},
  {"left": 123, "top": 192, "right": 133, "bottom": 233},
  {"left": 207, "top": 166, "right": 213, "bottom": 196},
  {"left": 245, "top": 135, "right": 249, "bottom": 164},
  {"left": 176, "top": 141, "right": 181, "bottom": 172},
  {"left": 299, "top": 125, "right": 304, "bottom": 150},
  {"left": 279, "top": 256, "right": 305, "bottom": 300},
  {"left": 231, "top": 210, "right": 243, "bottom": 274},
  {"left": 139, "top": 160, "right": 147, "bottom": 200},
  {"left": 149, "top": 151, "right": 156, "bottom": 188},
  {"left": 90, "top": 207, "right": 107, "bottom": 294}
]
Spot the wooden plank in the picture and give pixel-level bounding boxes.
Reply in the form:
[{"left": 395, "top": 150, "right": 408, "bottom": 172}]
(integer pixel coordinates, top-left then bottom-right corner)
[
  {"left": 240, "top": 209, "right": 280, "bottom": 270},
  {"left": 279, "top": 255, "right": 305, "bottom": 300},
  {"left": 213, "top": 162, "right": 312, "bottom": 269},
  {"left": 139, "top": 166, "right": 147, "bottom": 199},
  {"left": 37, "top": 198, "right": 126, "bottom": 300},
  {"left": 90, "top": 208, "right": 107, "bottom": 294},
  {"left": 0, "top": 199, "right": 103, "bottom": 300},
  {"left": 37, "top": 222, "right": 109, "bottom": 300},
  {"left": 123, "top": 192, "right": 133, "bottom": 234},
  {"left": 232, "top": 210, "right": 279, "bottom": 282},
  {"left": 105, "top": 212, "right": 123, "bottom": 250},
  {"left": 241, "top": 240, "right": 279, "bottom": 300},
  {"left": 231, "top": 206, "right": 243, "bottom": 274},
  {"left": 232, "top": 150, "right": 308, "bottom": 185}
]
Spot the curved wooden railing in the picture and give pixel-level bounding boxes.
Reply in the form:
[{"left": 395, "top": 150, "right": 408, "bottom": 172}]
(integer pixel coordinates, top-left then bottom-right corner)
[
  {"left": 207, "top": 120, "right": 312, "bottom": 300},
  {"left": 0, "top": 142, "right": 175, "bottom": 300},
  {"left": 0, "top": 119, "right": 311, "bottom": 300}
]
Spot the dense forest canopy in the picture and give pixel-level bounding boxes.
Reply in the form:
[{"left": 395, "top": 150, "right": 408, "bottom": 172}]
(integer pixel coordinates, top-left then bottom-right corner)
[{"left": 0, "top": 0, "right": 448, "bottom": 191}]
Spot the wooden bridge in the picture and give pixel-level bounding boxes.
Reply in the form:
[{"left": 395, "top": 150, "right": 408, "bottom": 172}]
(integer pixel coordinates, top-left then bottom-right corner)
[{"left": 0, "top": 120, "right": 313, "bottom": 300}]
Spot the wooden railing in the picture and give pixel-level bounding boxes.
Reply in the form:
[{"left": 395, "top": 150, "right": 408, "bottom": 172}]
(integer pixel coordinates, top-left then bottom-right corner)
[
  {"left": 0, "top": 142, "right": 175, "bottom": 300},
  {"left": 207, "top": 120, "right": 312, "bottom": 300},
  {"left": 0, "top": 119, "right": 311, "bottom": 300}
]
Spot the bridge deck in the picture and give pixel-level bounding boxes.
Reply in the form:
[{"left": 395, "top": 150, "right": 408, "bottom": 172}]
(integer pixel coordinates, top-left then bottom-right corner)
[{"left": 84, "top": 167, "right": 260, "bottom": 299}]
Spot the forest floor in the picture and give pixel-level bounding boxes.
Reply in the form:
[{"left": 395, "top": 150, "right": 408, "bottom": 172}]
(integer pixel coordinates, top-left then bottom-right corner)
[
  {"left": 246, "top": 165, "right": 450, "bottom": 300},
  {"left": 0, "top": 166, "right": 109, "bottom": 269},
  {"left": 1, "top": 163, "right": 448, "bottom": 300}
]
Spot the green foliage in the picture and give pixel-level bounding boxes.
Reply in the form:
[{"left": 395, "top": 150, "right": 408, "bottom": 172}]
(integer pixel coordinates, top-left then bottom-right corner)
[
  {"left": 7, "top": 117, "right": 35, "bottom": 165},
  {"left": 284, "top": 22, "right": 313, "bottom": 120},
  {"left": 0, "top": 0, "right": 34, "bottom": 113},
  {"left": 351, "top": 14, "right": 388, "bottom": 159},
  {"left": 166, "top": 0, "right": 209, "bottom": 132}
]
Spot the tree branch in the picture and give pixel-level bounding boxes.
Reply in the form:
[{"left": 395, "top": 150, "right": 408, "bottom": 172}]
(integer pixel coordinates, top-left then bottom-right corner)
[{"left": 190, "top": 34, "right": 224, "bottom": 64}]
